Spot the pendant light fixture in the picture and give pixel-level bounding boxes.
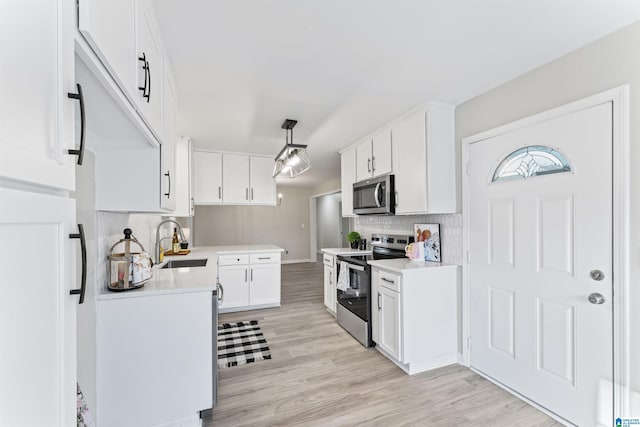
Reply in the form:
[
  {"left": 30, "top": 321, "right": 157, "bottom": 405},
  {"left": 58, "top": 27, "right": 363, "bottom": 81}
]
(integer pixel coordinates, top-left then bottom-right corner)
[{"left": 272, "top": 119, "right": 311, "bottom": 178}]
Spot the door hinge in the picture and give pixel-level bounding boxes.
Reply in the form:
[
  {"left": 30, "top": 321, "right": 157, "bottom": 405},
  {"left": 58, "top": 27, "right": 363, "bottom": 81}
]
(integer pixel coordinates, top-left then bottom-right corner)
[{"left": 467, "top": 336, "right": 472, "bottom": 351}]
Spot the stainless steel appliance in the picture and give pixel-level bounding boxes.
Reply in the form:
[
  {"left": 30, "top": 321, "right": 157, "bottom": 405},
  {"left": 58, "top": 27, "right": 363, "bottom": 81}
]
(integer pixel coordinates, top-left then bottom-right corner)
[
  {"left": 336, "top": 233, "right": 413, "bottom": 347},
  {"left": 353, "top": 174, "right": 395, "bottom": 215}
]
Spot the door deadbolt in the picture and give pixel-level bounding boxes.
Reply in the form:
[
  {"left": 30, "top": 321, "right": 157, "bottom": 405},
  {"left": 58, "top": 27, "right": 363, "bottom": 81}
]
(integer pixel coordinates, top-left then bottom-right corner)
[{"left": 589, "top": 270, "right": 605, "bottom": 281}]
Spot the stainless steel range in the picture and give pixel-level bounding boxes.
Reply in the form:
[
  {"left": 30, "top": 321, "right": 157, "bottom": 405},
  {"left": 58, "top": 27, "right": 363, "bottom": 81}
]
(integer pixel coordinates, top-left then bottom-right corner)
[{"left": 335, "top": 233, "right": 414, "bottom": 347}]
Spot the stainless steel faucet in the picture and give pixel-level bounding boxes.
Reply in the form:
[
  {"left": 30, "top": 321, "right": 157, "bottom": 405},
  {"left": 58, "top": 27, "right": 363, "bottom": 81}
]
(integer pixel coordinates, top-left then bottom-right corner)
[{"left": 155, "top": 219, "right": 186, "bottom": 264}]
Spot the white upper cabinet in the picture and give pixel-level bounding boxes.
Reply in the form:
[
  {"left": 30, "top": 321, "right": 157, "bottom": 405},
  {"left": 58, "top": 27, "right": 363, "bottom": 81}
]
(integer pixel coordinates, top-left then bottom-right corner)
[
  {"left": 0, "top": 0, "right": 76, "bottom": 191},
  {"left": 160, "top": 68, "right": 176, "bottom": 210},
  {"left": 193, "top": 152, "right": 276, "bottom": 206},
  {"left": 223, "top": 154, "right": 250, "bottom": 204},
  {"left": 340, "top": 146, "right": 356, "bottom": 217},
  {"left": 78, "top": 0, "right": 136, "bottom": 101},
  {"left": 134, "top": 0, "right": 164, "bottom": 137},
  {"left": 174, "top": 138, "right": 194, "bottom": 217},
  {"left": 355, "top": 129, "right": 392, "bottom": 182},
  {"left": 393, "top": 103, "right": 456, "bottom": 214},
  {"left": 192, "top": 150, "right": 223, "bottom": 204},
  {"left": 249, "top": 156, "right": 277, "bottom": 205}
]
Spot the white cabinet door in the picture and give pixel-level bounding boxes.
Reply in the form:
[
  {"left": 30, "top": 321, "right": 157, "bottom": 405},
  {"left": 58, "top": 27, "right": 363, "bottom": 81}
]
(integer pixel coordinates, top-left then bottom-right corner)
[
  {"left": 78, "top": 0, "right": 136, "bottom": 100},
  {"left": 135, "top": 0, "right": 163, "bottom": 137},
  {"left": 218, "top": 265, "right": 249, "bottom": 310},
  {"left": 249, "top": 156, "right": 276, "bottom": 205},
  {"left": 371, "top": 129, "right": 392, "bottom": 177},
  {"left": 0, "top": 188, "right": 77, "bottom": 427},
  {"left": 249, "top": 263, "right": 281, "bottom": 306},
  {"left": 323, "top": 264, "right": 333, "bottom": 311},
  {"left": 340, "top": 147, "right": 356, "bottom": 217},
  {"left": 174, "top": 138, "right": 193, "bottom": 216},
  {"left": 192, "top": 151, "right": 222, "bottom": 204},
  {"left": 393, "top": 111, "right": 427, "bottom": 214},
  {"left": 0, "top": 0, "right": 76, "bottom": 191},
  {"left": 379, "top": 285, "right": 401, "bottom": 362},
  {"left": 222, "top": 154, "right": 250, "bottom": 204},
  {"left": 160, "top": 70, "right": 176, "bottom": 210},
  {"left": 355, "top": 138, "right": 373, "bottom": 182}
]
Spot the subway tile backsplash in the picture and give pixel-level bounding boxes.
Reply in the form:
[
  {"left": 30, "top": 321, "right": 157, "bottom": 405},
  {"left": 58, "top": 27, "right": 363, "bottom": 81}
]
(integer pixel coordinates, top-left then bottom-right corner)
[{"left": 353, "top": 214, "right": 463, "bottom": 265}]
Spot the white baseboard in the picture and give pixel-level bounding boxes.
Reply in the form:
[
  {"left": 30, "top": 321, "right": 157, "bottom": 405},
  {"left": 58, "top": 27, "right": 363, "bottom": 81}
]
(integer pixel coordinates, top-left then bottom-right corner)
[{"left": 281, "top": 259, "right": 313, "bottom": 264}]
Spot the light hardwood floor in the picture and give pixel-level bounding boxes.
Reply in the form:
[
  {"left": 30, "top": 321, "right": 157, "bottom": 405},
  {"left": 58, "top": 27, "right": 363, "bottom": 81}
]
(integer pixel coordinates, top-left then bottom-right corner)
[{"left": 205, "top": 262, "right": 561, "bottom": 426}]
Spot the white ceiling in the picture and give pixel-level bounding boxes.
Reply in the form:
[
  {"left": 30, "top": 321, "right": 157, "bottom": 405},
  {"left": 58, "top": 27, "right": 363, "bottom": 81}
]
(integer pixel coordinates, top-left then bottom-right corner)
[{"left": 151, "top": 0, "right": 640, "bottom": 187}]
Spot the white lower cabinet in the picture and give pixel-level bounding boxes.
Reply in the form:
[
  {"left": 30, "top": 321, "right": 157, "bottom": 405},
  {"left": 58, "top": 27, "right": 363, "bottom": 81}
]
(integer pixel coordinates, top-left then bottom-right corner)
[
  {"left": 96, "top": 291, "right": 213, "bottom": 427},
  {"left": 322, "top": 254, "right": 337, "bottom": 314},
  {"left": 218, "top": 252, "right": 281, "bottom": 312},
  {"left": 371, "top": 264, "right": 459, "bottom": 375}
]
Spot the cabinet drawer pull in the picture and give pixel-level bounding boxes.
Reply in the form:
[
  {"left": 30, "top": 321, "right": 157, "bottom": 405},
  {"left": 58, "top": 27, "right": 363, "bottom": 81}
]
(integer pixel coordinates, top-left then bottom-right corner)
[
  {"left": 67, "top": 83, "right": 85, "bottom": 166},
  {"left": 250, "top": 268, "right": 253, "bottom": 281},
  {"left": 381, "top": 277, "right": 395, "bottom": 284},
  {"left": 218, "top": 186, "right": 222, "bottom": 200},
  {"left": 138, "top": 53, "right": 149, "bottom": 102},
  {"left": 258, "top": 257, "right": 270, "bottom": 260}
]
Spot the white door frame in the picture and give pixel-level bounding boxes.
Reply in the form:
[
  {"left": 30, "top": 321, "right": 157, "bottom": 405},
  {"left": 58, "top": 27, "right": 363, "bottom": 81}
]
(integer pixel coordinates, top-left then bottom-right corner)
[
  {"left": 461, "top": 86, "right": 630, "bottom": 418},
  {"left": 309, "top": 189, "right": 342, "bottom": 262}
]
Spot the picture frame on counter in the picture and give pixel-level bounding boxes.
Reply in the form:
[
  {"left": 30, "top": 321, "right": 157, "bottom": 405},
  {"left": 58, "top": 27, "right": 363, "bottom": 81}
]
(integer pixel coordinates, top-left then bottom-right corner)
[{"left": 413, "top": 223, "right": 441, "bottom": 262}]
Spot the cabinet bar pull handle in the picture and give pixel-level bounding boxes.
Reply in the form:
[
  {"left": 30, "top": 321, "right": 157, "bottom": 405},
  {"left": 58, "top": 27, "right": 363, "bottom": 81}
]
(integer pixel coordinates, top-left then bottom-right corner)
[
  {"left": 67, "top": 83, "right": 85, "bottom": 165},
  {"left": 251, "top": 269, "right": 253, "bottom": 282},
  {"left": 251, "top": 188, "right": 254, "bottom": 200},
  {"left": 245, "top": 269, "right": 248, "bottom": 282},
  {"left": 378, "top": 292, "right": 381, "bottom": 310},
  {"left": 329, "top": 272, "right": 333, "bottom": 285},
  {"left": 367, "top": 158, "right": 371, "bottom": 173},
  {"left": 258, "top": 257, "right": 270, "bottom": 260},
  {"left": 138, "top": 53, "right": 149, "bottom": 100},
  {"left": 372, "top": 156, "right": 375, "bottom": 172},
  {"left": 69, "top": 224, "right": 86, "bottom": 304},
  {"left": 218, "top": 186, "right": 222, "bottom": 200},
  {"left": 381, "top": 277, "right": 395, "bottom": 284},
  {"left": 164, "top": 171, "right": 171, "bottom": 198},
  {"left": 146, "top": 58, "right": 151, "bottom": 102},
  {"left": 190, "top": 197, "right": 194, "bottom": 214}
]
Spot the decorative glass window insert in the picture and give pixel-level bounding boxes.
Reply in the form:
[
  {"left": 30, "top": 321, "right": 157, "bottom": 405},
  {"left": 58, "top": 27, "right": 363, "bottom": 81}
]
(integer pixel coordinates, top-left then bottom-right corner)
[{"left": 491, "top": 145, "right": 572, "bottom": 183}]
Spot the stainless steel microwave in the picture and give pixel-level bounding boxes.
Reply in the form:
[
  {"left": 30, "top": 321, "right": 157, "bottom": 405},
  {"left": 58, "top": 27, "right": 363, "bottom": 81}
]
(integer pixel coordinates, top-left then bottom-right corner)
[{"left": 353, "top": 174, "right": 395, "bottom": 215}]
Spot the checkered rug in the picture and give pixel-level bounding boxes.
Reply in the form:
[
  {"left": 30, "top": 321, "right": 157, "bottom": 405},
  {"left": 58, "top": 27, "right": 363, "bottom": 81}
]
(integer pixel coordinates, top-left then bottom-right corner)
[{"left": 217, "top": 320, "right": 272, "bottom": 368}]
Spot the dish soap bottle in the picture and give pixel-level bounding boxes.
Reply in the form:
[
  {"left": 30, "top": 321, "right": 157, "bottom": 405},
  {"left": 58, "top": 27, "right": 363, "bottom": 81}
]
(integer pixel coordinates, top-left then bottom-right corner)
[{"left": 172, "top": 228, "right": 180, "bottom": 254}]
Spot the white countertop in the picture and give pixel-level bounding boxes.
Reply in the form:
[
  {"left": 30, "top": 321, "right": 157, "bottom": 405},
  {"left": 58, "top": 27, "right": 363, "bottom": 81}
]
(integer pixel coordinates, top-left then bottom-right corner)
[
  {"left": 367, "top": 258, "right": 458, "bottom": 273},
  {"left": 321, "top": 247, "right": 372, "bottom": 256},
  {"left": 98, "top": 244, "right": 284, "bottom": 301}
]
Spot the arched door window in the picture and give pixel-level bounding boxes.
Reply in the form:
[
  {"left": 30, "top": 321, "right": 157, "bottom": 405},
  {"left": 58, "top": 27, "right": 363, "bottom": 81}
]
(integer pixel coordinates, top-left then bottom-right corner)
[{"left": 491, "top": 145, "right": 572, "bottom": 183}]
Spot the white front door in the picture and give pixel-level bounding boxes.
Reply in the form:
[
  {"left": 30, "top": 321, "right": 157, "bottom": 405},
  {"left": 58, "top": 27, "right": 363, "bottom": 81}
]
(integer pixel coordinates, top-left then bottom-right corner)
[{"left": 469, "top": 102, "right": 613, "bottom": 426}]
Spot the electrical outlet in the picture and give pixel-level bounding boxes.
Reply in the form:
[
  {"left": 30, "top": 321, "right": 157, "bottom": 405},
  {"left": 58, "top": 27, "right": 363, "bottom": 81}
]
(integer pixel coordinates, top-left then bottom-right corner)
[{"left": 285, "top": 250, "right": 289, "bottom": 255}]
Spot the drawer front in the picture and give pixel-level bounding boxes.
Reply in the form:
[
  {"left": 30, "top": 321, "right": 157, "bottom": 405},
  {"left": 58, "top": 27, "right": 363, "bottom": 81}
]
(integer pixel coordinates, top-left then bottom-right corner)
[
  {"left": 218, "top": 254, "right": 249, "bottom": 266},
  {"left": 322, "top": 254, "right": 334, "bottom": 267},
  {"left": 250, "top": 252, "right": 281, "bottom": 264},
  {"left": 378, "top": 271, "right": 401, "bottom": 292}
]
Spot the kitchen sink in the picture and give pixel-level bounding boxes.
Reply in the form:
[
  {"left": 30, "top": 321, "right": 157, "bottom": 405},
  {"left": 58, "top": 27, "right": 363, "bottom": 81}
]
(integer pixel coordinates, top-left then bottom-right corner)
[{"left": 160, "top": 259, "right": 208, "bottom": 269}]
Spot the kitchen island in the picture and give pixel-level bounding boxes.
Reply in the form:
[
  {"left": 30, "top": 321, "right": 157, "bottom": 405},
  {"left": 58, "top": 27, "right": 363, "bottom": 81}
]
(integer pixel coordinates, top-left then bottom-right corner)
[{"left": 95, "top": 244, "right": 283, "bottom": 427}]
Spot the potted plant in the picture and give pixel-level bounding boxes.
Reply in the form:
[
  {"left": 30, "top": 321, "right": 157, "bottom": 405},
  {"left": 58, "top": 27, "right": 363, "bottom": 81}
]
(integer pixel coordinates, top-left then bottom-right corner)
[{"left": 347, "top": 231, "right": 361, "bottom": 249}]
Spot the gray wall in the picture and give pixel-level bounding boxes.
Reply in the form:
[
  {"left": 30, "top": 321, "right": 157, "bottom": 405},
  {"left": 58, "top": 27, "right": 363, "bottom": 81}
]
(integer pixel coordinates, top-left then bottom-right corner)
[
  {"left": 316, "top": 192, "right": 342, "bottom": 250},
  {"left": 455, "top": 21, "right": 640, "bottom": 411},
  {"left": 193, "top": 186, "right": 312, "bottom": 261}
]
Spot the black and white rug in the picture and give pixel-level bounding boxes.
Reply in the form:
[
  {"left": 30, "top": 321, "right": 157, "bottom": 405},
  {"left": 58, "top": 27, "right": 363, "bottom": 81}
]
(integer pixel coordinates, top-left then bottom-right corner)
[{"left": 217, "top": 320, "right": 272, "bottom": 368}]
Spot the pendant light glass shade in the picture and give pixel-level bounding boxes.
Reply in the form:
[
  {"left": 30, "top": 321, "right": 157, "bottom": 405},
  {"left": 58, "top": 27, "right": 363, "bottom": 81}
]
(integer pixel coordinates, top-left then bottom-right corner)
[{"left": 272, "top": 119, "right": 311, "bottom": 178}]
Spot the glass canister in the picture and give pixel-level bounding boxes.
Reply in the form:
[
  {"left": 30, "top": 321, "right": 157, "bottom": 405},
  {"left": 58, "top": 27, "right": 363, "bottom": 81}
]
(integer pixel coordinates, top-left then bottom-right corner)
[{"left": 108, "top": 228, "right": 153, "bottom": 291}]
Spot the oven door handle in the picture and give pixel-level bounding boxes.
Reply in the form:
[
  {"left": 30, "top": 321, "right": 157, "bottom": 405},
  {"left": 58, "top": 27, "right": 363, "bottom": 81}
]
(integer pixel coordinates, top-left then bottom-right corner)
[
  {"left": 374, "top": 182, "right": 382, "bottom": 207},
  {"left": 344, "top": 262, "right": 365, "bottom": 272}
]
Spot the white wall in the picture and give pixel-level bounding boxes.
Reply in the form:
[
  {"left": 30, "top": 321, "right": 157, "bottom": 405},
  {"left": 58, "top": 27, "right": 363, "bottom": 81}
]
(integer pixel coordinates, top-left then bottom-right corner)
[
  {"left": 193, "top": 186, "right": 312, "bottom": 261},
  {"left": 316, "top": 192, "right": 342, "bottom": 250},
  {"left": 455, "top": 20, "right": 640, "bottom": 415}
]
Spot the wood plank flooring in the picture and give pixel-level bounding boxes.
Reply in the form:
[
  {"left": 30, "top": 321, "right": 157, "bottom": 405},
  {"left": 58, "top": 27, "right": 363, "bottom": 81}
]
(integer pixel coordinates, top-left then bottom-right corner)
[{"left": 205, "top": 262, "right": 561, "bottom": 426}]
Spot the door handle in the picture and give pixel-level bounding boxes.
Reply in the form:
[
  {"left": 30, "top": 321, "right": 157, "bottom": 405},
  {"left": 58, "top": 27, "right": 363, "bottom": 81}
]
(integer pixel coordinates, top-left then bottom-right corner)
[
  {"left": 67, "top": 83, "right": 85, "bottom": 165},
  {"left": 374, "top": 183, "right": 382, "bottom": 207},
  {"left": 69, "top": 224, "right": 86, "bottom": 304},
  {"left": 588, "top": 293, "right": 605, "bottom": 305},
  {"left": 217, "top": 282, "right": 224, "bottom": 303}
]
